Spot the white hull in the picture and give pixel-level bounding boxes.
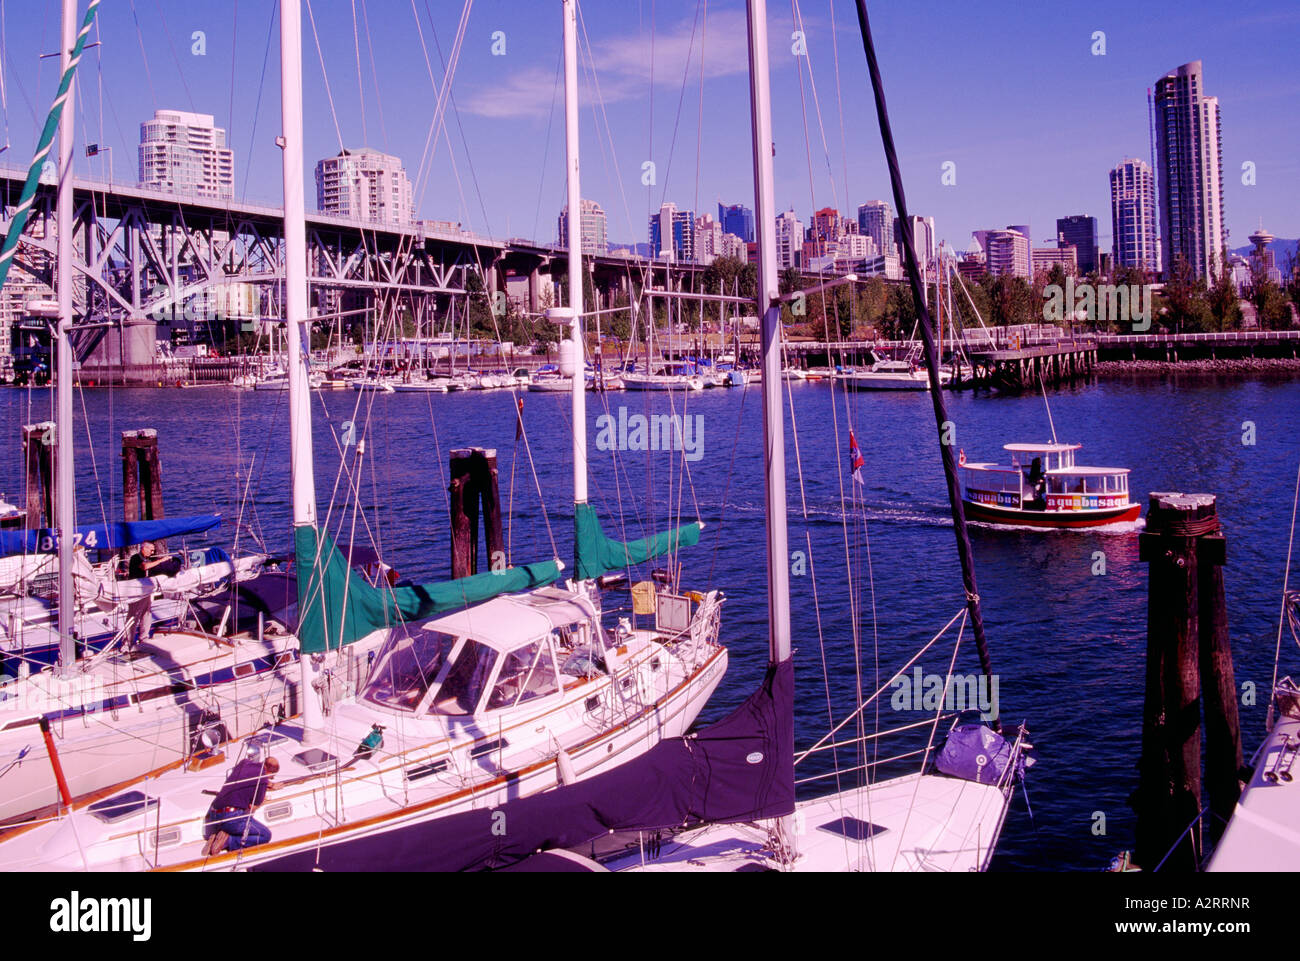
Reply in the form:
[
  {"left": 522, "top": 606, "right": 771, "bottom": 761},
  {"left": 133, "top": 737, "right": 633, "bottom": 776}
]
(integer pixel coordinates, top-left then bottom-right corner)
[
  {"left": 1207, "top": 704, "right": 1300, "bottom": 871},
  {"left": 604, "top": 770, "right": 1015, "bottom": 873},
  {"left": 0, "top": 628, "right": 309, "bottom": 826},
  {"left": 622, "top": 374, "right": 704, "bottom": 392},
  {"left": 0, "top": 629, "right": 727, "bottom": 871}
]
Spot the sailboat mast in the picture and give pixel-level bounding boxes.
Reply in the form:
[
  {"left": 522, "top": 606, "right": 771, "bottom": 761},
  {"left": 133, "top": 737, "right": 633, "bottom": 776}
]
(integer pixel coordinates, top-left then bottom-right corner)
[
  {"left": 280, "top": 0, "right": 324, "bottom": 732},
  {"left": 745, "top": 0, "right": 790, "bottom": 666},
  {"left": 55, "top": 0, "right": 77, "bottom": 672},
  {"left": 562, "top": 0, "right": 587, "bottom": 507}
]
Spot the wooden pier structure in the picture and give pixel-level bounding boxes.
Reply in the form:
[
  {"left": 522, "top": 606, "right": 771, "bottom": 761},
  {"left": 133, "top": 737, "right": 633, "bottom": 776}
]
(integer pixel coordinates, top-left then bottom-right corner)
[{"left": 964, "top": 338, "right": 1097, "bottom": 391}]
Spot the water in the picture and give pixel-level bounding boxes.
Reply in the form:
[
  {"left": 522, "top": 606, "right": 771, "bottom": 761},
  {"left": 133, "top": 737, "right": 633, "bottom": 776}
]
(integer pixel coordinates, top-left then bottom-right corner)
[{"left": 2, "top": 372, "right": 1296, "bottom": 872}]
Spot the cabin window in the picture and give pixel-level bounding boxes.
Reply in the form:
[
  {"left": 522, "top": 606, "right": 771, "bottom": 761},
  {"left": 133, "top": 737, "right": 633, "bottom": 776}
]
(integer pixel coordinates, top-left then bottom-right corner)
[
  {"left": 486, "top": 639, "right": 560, "bottom": 710},
  {"left": 429, "top": 639, "right": 496, "bottom": 716},
  {"left": 364, "top": 630, "right": 456, "bottom": 712}
]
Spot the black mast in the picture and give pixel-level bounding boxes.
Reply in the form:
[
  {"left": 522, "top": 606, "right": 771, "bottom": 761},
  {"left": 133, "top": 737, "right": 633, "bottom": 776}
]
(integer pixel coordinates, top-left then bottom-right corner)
[{"left": 853, "top": 0, "right": 997, "bottom": 723}]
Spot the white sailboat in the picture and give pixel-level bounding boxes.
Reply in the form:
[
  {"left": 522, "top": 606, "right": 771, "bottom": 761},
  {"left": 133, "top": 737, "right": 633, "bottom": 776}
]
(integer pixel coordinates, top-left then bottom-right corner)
[
  {"left": 1206, "top": 472, "right": 1300, "bottom": 871},
  {"left": 0, "top": 0, "right": 305, "bottom": 828},
  {"left": 279, "top": 0, "right": 1027, "bottom": 876},
  {"left": 0, "top": 0, "right": 726, "bottom": 871}
]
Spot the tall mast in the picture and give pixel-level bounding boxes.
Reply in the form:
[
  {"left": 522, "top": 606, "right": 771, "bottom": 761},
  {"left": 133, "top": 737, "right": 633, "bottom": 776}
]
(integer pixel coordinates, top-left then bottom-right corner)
[
  {"left": 280, "top": 0, "right": 323, "bottom": 732},
  {"left": 745, "top": 3, "right": 790, "bottom": 667},
  {"left": 562, "top": 0, "right": 587, "bottom": 506},
  {"left": 746, "top": 0, "right": 795, "bottom": 858},
  {"left": 55, "top": 0, "right": 77, "bottom": 672}
]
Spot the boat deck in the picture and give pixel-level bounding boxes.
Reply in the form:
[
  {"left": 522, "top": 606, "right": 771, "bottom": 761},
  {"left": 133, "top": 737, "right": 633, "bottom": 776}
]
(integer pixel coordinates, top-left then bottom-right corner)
[
  {"left": 604, "top": 771, "right": 1013, "bottom": 872},
  {"left": 1207, "top": 712, "right": 1300, "bottom": 871}
]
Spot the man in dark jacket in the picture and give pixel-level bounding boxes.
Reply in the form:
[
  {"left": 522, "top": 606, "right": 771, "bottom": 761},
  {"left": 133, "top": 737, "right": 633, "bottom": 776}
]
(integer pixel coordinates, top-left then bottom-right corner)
[{"left": 202, "top": 756, "right": 280, "bottom": 856}]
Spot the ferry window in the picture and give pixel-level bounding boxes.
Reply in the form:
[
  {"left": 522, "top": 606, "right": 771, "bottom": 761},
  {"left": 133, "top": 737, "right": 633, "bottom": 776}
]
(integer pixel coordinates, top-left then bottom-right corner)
[
  {"left": 364, "top": 630, "right": 456, "bottom": 711},
  {"left": 430, "top": 639, "right": 496, "bottom": 716}
]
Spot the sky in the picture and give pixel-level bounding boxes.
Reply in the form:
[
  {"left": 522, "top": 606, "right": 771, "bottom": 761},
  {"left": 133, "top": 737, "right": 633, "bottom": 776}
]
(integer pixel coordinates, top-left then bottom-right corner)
[{"left": 1, "top": 0, "right": 1296, "bottom": 254}]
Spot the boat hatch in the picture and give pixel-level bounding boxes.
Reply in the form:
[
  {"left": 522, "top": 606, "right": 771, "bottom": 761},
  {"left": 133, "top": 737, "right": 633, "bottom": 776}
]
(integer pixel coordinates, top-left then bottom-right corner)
[
  {"left": 88, "top": 791, "right": 159, "bottom": 824},
  {"left": 292, "top": 748, "right": 337, "bottom": 770}
]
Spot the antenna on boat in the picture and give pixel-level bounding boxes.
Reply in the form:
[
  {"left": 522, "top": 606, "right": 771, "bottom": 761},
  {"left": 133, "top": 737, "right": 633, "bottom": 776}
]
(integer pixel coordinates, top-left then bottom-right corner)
[
  {"left": 1039, "top": 373, "right": 1058, "bottom": 444},
  {"left": 280, "top": 0, "right": 326, "bottom": 734}
]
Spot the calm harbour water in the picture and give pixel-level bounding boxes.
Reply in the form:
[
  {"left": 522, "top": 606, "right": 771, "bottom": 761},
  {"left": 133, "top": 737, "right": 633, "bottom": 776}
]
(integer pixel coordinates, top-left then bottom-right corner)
[{"left": 2, "top": 371, "right": 1296, "bottom": 871}]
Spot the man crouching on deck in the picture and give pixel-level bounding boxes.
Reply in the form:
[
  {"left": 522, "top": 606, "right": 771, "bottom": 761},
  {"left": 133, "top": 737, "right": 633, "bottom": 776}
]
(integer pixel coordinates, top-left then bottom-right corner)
[{"left": 202, "top": 756, "right": 280, "bottom": 856}]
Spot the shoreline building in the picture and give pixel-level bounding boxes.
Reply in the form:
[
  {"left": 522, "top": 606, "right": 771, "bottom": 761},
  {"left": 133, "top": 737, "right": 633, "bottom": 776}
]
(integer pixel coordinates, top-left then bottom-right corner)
[
  {"left": 980, "top": 227, "right": 1030, "bottom": 278},
  {"left": 857, "top": 200, "right": 894, "bottom": 259},
  {"left": 558, "top": 198, "right": 609, "bottom": 254},
  {"left": 138, "top": 110, "right": 234, "bottom": 199},
  {"left": 718, "top": 203, "right": 755, "bottom": 243},
  {"left": 315, "top": 148, "right": 415, "bottom": 227},
  {"left": 649, "top": 203, "right": 696, "bottom": 262},
  {"left": 1153, "top": 60, "right": 1226, "bottom": 280},
  {"left": 1055, "top": 215, "right": 1098, "bottom": 275},
  {"left": 895, "top": 215, "right": 936, "bottom": 268},
  {"left": 775, "top": 210, "right": 804, "bottom": 270},
  {"left": 1109, "top": 157, "right": 1160, "bottom": 274}
]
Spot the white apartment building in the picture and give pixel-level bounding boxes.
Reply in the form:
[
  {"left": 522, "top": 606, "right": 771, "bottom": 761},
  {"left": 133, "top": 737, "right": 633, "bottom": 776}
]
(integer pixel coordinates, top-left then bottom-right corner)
[
  {"left": 138, "top": 110, "right": 234, "bottom": 199},
  {"left": 558, "top": 198, "right": 608, "bottom": 254},
  {"left": 775, "top": 210, "right": 803, "bottom": 270},
  {"left": 315, "top": 148, "right": 415, "bottom": 227}
]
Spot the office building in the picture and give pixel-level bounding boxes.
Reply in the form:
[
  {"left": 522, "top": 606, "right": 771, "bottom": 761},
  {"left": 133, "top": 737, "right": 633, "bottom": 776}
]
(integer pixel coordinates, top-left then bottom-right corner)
[
  {"left": 1055, "top": 215, "right": 1098, "bottom": 274},
  {"left": 558, "top": 198, "right": 609, "bottom": 254},
  {"left": 1109, "top": 158, "right": 1160, "bottom": 274}
]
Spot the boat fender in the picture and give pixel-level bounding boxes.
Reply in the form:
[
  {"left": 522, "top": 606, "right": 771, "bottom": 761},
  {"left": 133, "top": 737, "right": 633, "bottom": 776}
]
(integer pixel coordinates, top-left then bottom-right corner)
[{"left": 958, "top": 449, "right": 966, "bottom": 466}]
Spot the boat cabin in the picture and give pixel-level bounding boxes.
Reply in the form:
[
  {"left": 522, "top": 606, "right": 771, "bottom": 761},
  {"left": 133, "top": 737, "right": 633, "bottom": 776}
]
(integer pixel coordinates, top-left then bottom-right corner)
[{"left": 362, "top": 589, "right": 602, "bottom": 717}]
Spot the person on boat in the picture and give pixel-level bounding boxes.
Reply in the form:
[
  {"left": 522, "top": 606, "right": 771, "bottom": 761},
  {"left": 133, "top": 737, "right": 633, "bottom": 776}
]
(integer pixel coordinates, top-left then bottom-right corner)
[
  {"left": 202, "top": 755, "right": 281, "bottom": 856},
  {"left": 1026, "top": 457, "right": 1047, "bottom": 510},
  {"left": 128, "top": 541, "right": 180, "bottom": 579}
]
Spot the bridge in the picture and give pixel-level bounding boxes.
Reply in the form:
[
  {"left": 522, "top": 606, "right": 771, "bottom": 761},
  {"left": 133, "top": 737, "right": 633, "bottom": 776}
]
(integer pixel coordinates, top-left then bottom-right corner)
[{"left": 0, "top": 166, "right": 705, "bottom": 381}]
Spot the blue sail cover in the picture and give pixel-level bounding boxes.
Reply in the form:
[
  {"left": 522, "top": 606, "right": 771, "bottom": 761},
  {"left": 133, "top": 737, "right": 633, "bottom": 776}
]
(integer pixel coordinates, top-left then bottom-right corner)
[
  {"left": 0, "top": 513, "right": 221, "bottom": 557},
  {"left": 253, "top": 658, "right": 794, "bottom": 872}
]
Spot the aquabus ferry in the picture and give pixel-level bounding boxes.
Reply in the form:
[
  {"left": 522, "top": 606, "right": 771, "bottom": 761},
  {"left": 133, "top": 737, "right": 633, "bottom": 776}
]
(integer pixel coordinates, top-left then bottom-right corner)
[{"left": 959, "top": 442, "right": 1140, "bottom": 528}]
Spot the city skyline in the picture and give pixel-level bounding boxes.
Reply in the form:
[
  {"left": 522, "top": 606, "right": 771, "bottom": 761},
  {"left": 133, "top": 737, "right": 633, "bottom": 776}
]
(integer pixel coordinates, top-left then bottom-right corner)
[{"left": 0, "top": 2, "right": 1293, "bottom": 254}]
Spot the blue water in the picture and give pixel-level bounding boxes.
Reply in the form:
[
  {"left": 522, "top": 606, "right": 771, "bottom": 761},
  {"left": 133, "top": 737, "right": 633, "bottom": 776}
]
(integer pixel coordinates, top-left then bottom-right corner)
[{"left": 2, "top": 372, "right": 1296, "bottom": 871}]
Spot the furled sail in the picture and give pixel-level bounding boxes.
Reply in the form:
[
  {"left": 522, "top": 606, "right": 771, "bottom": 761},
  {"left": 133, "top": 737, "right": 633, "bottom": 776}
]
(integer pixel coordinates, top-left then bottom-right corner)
[
  {"left": 0, "top": 513, "right": 222, "bottom": 557},
  {"left": 295, "top": 525, "right": 562, "bottom": 653},
  {"left": 253, "top": 658, "right": 793, "bottom": 872},
  {"left": 573, "top": 502, "right": 701, "bottom": 582}
]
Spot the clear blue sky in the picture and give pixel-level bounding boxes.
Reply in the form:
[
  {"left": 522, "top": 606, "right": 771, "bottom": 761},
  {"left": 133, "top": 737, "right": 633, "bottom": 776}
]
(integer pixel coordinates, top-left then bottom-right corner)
[{"left": 3, "top": 0, "right": 1296, "bottom": 253}]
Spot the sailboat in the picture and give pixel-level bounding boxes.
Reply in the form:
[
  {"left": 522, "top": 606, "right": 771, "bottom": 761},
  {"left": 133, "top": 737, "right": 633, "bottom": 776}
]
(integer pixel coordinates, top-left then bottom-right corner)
[
  {"left": 1206, "top": 470, "right": 1300, "bottom": 870},
  {"left": 0, "top": 0, "right": 312, "bottom": 828},
  {"left": 0, "top": 0, "right": 726, "bottom": 871},
  {"left": 232, "top": 0, "right": 1026, "bottom": 875}
]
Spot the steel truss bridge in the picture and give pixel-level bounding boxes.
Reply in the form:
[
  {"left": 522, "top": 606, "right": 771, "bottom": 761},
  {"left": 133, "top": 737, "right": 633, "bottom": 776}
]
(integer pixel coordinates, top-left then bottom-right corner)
[{"left": 0, "top": 166, "right": 707, "bottom": 376}]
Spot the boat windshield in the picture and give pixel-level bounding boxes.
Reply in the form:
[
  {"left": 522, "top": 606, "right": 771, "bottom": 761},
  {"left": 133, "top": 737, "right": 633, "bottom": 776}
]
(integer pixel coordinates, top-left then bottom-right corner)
[
  {"left": 428, "top": 638, "right": 498, "bottom": 716},
  {"left": 485, "top": 639, "right": 561, "bottom": 710},
  {"left": 363, "top": 630, "right": 457, "bottom": 711}
]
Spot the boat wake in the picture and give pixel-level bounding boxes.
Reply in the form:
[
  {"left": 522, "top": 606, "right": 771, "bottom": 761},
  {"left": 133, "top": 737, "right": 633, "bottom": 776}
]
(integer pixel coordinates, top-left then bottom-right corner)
[{"left": 969, "top": 517, "right": 1146, "bottom": 535}]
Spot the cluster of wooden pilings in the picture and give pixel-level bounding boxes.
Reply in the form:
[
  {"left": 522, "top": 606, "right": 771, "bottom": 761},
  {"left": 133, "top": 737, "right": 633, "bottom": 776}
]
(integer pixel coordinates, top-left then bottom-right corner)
[
  {"left": 17, "top": 424, "right": 166, "bottom": 545},
  {"left": 1133, "top": 492, "right": 1242, "bottom": 871},
  {"left": 963, "top": 340, "right": 1097, "bottom": 391}
]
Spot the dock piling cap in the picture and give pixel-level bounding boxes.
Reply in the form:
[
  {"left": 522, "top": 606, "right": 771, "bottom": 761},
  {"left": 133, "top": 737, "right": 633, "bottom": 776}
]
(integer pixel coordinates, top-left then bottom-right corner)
[{"left": 1146, "top": 492, "right": 1221, "bottom": 537}]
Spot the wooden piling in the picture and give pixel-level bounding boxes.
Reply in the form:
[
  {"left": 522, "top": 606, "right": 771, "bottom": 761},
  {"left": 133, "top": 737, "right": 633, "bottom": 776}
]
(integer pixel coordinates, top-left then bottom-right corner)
[
  {"left": 122, "top": 430, "right": 166, "bottom": 549},
  {"left": 22, "top": 422, "right": 56, "bottom": 528},
  {"left": 448, "top": 448, "right": 503, "bottom": 579},
  {"left": 1135, "top": 492, "right": 1240, "bottom": 870},
  {"left": 1197, "top": 527, "right": 1242, "bottom": 840}
]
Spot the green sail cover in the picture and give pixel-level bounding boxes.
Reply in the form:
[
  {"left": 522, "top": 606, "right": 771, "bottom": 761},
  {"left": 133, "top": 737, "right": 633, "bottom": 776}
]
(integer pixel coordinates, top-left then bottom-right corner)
[
  {"left": 574, "top": 502, "right": 702, "bottom": 582},
  {"left": 295, "top": 526, "right": 562, "bottom": 654}
]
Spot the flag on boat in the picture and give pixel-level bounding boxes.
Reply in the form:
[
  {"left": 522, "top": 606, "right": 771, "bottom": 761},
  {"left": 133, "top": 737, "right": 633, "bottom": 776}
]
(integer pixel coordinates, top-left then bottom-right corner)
[{"left": 849, "top": 431, "right": 865, "bottom": 484}]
